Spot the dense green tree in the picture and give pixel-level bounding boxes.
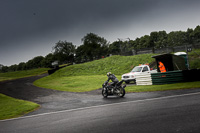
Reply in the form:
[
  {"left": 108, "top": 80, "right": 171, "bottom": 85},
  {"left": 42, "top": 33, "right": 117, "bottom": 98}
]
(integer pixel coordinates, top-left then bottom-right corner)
[
  {"left": 167, "top": 31, "right": 185, "bottom": 47},
  {"left": 80, "top": 33, "right": 109, "bottom": 61},
  {"left": 32, "top": 56, "right": 44, "bottom": 68},
  {"left": 0, "top": 64, "right": 3, "bottom": 71},
  {"left": 8, "top": 64, "right": 18, "bottom": 71},
  {"left": 191, "top": 25, "right": 200, "bottom": 43},
  {"left": 41, "top": 53, "right": 55, "bottom": 68},
  {"left": 185, "top": 28, "right": 194, "bottom": 44},
  {"left": 53, "top": 41, "right": 76, "bottom": 64},
  {"left": 26, "top": 59, "right": 34, "bottom": 69},
  {"left": 109, "top": 41, "right": 121, "bottom": 55},
  {"left": 139, "top": 35, "right": 150, "bottom": 48},
  {"left": 17, "top": 62, "right": 26, "bottom": 70},
  {"left": 75, "top": 45, "right": 87, "bottom": 63},
  {"left": 120, "top": 40, "right": 131, "bottom": 54},
  {"left": 155, "top": 31, "right": 168, "bottom": 48},
  {"left": 134, "top": 38, "right": 141, "bottom": 49},
  {"left": 126, "top": 40, "right": 135, "bottom": 51},
  {"left": 1, "top": 66, "right": 9, "bottom": 72},
  {"left": 26, "top": 56, "right": 44, "bottom": 69},
  {"left": 149, "top": 31, "right": 159, "bottom": 52}
]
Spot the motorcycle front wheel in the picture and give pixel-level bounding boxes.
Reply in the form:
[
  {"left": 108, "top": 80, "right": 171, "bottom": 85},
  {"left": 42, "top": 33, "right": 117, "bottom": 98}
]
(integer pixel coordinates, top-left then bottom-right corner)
[
  {"left": 102, "top": 88, "right": 108, "bottom": 98},
  {"left": 117, "top": 87, "right": 125, "bottom": 97}
]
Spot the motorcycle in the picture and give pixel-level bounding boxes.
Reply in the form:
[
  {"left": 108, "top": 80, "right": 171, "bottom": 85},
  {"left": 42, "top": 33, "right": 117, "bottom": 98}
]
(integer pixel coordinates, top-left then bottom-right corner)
[{"left": 102, "top": 80, "right": 126, "bottom": 98}]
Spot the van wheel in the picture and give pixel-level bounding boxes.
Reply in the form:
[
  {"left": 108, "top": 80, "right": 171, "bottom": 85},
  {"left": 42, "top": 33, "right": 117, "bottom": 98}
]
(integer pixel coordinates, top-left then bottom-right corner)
[{"left": 125, "top": 81, "right": 130, "bottom": 84}]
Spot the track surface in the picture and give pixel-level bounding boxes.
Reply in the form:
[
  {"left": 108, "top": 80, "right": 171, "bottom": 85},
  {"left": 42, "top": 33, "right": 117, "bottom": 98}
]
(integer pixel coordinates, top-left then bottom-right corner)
[{"left": 1, "top": 75, "right": 200, "bottom": 132}]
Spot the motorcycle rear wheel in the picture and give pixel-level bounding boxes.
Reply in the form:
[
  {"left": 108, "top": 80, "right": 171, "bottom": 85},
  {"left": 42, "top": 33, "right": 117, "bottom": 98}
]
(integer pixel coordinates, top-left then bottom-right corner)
[{"left": 117, "top": 87, "right": 125, "bottom": 97}]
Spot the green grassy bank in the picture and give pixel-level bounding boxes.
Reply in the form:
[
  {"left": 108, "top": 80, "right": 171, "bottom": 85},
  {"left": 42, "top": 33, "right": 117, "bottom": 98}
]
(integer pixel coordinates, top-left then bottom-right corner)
[
  {"left": 34, "top": 53, "right": 200, "bottom": 92},
  {"left": 34, "top": 54, "right": 155, "bottom": 92},
  {"left": 0, "top": 93, "right": 39, "bottom": 120},
  {"left": 0, "top": 68, "right": 49, "bottom": 82}
]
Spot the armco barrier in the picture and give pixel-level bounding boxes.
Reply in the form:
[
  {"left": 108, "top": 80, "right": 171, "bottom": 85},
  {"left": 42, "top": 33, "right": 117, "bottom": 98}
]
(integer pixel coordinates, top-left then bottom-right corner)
[
  {"left": 151, "top": 71, "right": 184, "bottom": 85},
  {"left": 136, "top": 69, "right": 200, "bottom": 85}
]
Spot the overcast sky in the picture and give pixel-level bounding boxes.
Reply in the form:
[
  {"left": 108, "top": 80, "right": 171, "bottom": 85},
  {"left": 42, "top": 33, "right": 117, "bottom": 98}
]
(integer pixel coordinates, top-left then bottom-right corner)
[{"left": 1, "top": 0, "right": 200, "bottom": 66}]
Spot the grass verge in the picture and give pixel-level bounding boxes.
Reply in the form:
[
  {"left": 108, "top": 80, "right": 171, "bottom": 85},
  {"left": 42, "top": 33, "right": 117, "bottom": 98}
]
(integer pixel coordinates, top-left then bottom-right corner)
[
  {"left": 34, "top": 74, "right": 200, "bottom": 92},
  {"left": 126, "top": 81, "right": 200, "bottom": 92},
  {"left": 0, "top": 68, "right": 49, "bottom": 82},
  {"left": 0, "top": 93, "right": 39, "bottom": 120},
  {"left": 34, "top": 75, "right": 108, "bottom": 92}
]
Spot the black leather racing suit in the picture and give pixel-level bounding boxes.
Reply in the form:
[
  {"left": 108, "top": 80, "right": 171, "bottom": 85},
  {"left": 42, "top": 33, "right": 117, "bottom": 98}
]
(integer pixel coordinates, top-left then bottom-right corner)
[{"left": 107, "top": 74, "right": 119, "bottom": 89}]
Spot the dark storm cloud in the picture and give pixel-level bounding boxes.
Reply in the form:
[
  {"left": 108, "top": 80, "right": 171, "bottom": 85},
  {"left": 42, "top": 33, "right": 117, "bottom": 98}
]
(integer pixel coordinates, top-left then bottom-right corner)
[
  {"left": 0, "top": 0, "right": 158, "bottom": 44},
  {"left": 0, "top": 0, "right": 175, "bottom": 44},
  {"left": 1, "top": 0, "right": 200, "bottom": 66}
]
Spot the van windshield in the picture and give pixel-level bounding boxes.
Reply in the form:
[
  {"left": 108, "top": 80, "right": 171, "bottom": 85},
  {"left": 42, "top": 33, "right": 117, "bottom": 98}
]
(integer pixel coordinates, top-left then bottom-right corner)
[{"left": 131, "top": 67, "right": 142, "bottom": 72}]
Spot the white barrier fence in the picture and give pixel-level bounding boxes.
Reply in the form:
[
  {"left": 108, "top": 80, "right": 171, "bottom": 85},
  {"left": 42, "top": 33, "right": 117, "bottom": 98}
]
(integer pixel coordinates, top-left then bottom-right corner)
[{"left": 135, "top": 73, "right": 152, "bottom": 85}]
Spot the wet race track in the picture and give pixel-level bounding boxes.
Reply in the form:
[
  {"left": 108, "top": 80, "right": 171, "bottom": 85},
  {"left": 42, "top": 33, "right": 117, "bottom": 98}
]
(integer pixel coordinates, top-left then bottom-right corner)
[{"left": 1, "top": 75, "right": 200, "bottom": 132}]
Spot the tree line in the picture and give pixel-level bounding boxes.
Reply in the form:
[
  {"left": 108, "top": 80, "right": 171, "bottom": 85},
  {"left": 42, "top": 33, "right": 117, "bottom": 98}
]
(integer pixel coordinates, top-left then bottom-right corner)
[{"left": 1, "top": 25, "right": 200, "bottom": 72}]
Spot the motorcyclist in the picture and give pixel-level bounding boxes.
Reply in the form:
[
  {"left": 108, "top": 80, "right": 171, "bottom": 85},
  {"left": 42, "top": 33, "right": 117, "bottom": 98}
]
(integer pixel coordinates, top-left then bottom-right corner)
[{"left": 107, "top": 72, "right": 119, "bottom": 92}]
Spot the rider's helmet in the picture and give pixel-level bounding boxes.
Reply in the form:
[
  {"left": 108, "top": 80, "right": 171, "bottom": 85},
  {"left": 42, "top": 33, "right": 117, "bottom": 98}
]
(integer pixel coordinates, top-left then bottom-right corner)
[{"left": 107, "top": 72, "right": 111, "bottom": 76}]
